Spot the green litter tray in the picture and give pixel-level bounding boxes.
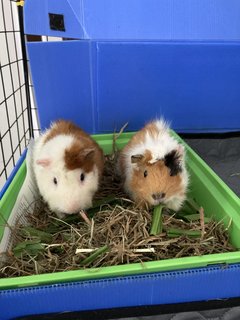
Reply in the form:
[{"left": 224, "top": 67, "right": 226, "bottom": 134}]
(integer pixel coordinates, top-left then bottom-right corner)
[{"left": 0, "top": 132, "right": 240, "bottom": 290}]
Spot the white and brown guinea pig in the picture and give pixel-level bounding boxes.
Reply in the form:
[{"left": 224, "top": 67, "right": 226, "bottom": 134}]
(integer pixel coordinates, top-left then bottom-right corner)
[
  {"left": 118, "top": 119, "right": 189, "bottom": 211},
  {"left": 33, "top": 120, "right": 104, "bottom": 218}
]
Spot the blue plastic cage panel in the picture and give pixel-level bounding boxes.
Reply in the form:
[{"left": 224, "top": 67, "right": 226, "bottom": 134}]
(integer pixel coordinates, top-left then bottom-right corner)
[
  {"left": 27, "top": 41, "right": 95, "bottom": 133},
  {"left": 1, "top": 264, "right": 240, "bottom": 320},
  {"left": 27, "top": 40, "right": 240, "bottom": 134},
  {"left": 25, "top": 0, "right": 240, "bottom": 40}
]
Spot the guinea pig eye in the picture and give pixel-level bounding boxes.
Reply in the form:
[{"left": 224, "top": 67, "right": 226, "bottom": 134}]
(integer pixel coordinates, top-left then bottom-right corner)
[
  {"left": 53, "top": 177, "right": 58, "bottom": 185},
  {"left": 144, "top": 170, "right": 148, "bottom": 178},
  {"left": 80, "top": 173, "right": 85, "bottom": 182}
]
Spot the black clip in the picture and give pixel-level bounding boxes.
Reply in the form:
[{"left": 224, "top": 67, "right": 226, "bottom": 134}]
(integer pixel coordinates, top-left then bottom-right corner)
[{"left": 49, "top": 13, "right": 65, "bottom": 32}]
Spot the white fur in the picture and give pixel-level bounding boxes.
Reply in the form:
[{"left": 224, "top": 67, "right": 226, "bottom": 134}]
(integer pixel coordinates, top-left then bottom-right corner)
[
  {"left": 33, "top": 133, "right": 99, "bottom": 217},
  {"left": 121, "top": 119, "right": 189, "bottom": 211}
]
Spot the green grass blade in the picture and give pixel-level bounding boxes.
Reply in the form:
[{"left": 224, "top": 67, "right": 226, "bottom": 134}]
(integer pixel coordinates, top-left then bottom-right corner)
[
  {"left": 150, "top": 205, "right": 164, "bottom": 236},
  {"left": 13, "top": 239, "right": 44, "bottom": 257},
  {"left": 21, "top": 226, "right": 53, "bottom": 242},
  {"left": 167, "top": 228, "right": 201, "bottom": 238},
  {"left": 80, "top": 245, "right": 109, "bottom": 266}
]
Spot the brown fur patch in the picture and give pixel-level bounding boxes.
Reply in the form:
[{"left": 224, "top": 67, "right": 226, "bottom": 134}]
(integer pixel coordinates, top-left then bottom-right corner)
[
  {"left": 43, "top": 120, "right": 91, "bottom": 144},
  {"left": 64, "top": 140, "right": 93, "bottom": 172},
  {"left": 44, "top": 120, "right": 104, "bottom": 175},
  {"left": 65, "top": 140, "right": 104, "bottom": 175},
  {"left": 130, "top": 157, "right": 183, "bottom": 205}
]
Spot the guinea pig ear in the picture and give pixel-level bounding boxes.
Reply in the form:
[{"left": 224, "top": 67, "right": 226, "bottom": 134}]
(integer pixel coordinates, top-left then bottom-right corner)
[
  {"left": 36, "top": 158, "right": 51, "bottom": 167},
  {"left": 131, "top": 154, "right": 144, "bottom": 164},
  {"left": 164, "top": 146, "right": 184, "bottom": 176},
  {"left": 82, "top": 148, "right": 95, "bottom": 161}
]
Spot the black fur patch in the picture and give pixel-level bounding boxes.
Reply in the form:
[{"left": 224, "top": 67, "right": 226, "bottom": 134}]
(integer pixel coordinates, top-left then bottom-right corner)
[{"left": 164, "top": 150, "right": 182, "bottom": 176}]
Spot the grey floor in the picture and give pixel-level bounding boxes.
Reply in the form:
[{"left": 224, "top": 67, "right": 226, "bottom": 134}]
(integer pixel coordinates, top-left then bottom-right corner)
[
  {"left": 115, "top": 306, "right": 240, "bottom": 320},
  {"left": 185, "top": 135, "right": 240, "bottom": 197}
]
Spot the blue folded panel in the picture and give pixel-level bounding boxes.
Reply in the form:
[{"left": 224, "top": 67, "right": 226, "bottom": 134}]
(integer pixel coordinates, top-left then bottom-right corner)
[
  {"left": 27, "top": 41, "right": 95, "bottom": 133},
  {"left": 27, "top": 40, "right": 240, "bottom": 133},
  {"left": 25, "top": 0, "right": 240, "bottom": 133},
  {"left": 25, "top": 0, "right": 240, "bottom": 41}
]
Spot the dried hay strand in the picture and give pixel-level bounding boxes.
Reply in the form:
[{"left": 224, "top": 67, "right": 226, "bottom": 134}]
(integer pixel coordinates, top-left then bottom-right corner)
[{"left": 0, "top": 152, "right": 235, "bottom": 278}]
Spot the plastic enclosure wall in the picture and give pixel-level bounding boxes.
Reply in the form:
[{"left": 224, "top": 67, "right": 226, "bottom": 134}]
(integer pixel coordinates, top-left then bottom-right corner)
[
  {"left": 25, "top": 0, "right": 240, "bottom": 133},
  {"left": 1, "top": 265, "right": 240, "bottom": 320},
  {"left": 25, "top": 0, "right": 240, "bottom": 40}
]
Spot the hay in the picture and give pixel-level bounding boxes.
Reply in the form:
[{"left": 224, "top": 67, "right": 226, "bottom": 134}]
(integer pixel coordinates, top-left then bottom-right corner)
[{"left": 0, "top": 151, "right": 235, "bottom": 278}]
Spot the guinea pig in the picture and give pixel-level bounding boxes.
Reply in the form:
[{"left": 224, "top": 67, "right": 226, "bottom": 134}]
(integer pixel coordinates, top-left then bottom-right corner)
[
  {"left": 117, "top": 119, "right": 189, "bottom": 211},
  {"left": 32, "top": 120, "right": 104, "bottom": 218}
]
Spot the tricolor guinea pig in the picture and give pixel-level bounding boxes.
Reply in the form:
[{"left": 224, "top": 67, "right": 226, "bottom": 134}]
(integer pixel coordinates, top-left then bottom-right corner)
[
  {"left": 33, "top": 120, "right": 104, "bottom": 218},
  {"left": 117, "top": 119, "right": 189, "bottom": 211}
]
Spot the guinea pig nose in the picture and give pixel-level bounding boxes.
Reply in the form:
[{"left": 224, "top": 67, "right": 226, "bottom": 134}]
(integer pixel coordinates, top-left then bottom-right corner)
[{"left": 152, "top": 192, "right": 166, "bottom": 201}]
